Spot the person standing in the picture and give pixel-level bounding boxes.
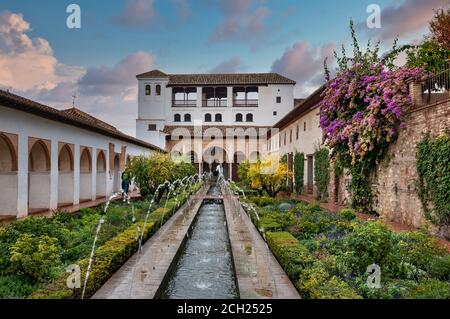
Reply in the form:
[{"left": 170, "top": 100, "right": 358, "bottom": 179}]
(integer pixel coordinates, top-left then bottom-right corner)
[{"left": 121, "top": 169, "right": 131, "bottom": 202}]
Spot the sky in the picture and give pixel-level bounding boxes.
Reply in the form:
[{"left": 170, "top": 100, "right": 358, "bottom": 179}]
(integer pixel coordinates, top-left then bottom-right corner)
[{"left": 0, "top": 0, "right": 448, "bottom": 136}]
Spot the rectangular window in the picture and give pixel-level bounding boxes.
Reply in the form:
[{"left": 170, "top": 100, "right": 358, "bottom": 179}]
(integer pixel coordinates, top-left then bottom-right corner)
[
  {"left": 296, "top": 125, "right": 299, "bottom": 140},
  {"left": 276, "top": 96, "right": 281, "bottom": 103},
  {"left": 148, "top": 124, "right": 157, "bottom": 131},
  {"left": 304, "top": 122, "right": 307, "bottom": 131}
]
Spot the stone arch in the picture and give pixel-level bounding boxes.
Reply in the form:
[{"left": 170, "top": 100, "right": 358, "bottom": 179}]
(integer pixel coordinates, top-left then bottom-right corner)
[
  {"left": 96, "top": 150, "right": 107, "bottom": 198},
  {"left": 29, "top": 140, "right": 50, "bottom": 172},
  {"left": 232, "top": 151, "right": 246, "bottom": 181},
  {"left": 79, "top": 147, "right": 92, "bottom": 202},
  {"left": 0, "top": 133, "right": 18, "bottom": 216},
  {"left": 0, "top": 133, "right": 17, "bottom": 172},
  {"left": 202, "top": 146, "right": 229, "bottom": 179},
  {"left": 28, "top": 139, "right": 51, "bottom": 213},
  {"left": 58, "top": 144, "right": 74, "bottom": 207}
]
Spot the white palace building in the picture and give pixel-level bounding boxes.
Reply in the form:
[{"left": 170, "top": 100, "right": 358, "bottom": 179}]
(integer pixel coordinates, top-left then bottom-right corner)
[
  {"left": 135, "top": 70, "right": 299, "bottom": 179},
  {"left": 0, "top": 90, "right": 160, "bottom": 220}
]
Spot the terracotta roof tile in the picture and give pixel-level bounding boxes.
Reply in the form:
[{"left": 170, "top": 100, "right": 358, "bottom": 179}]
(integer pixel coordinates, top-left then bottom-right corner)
[
  {"left": 137, "top": 70, "right": 296, "bottom": 86},
  {"left": 0, "top": 89, "right": 163, "bottom": 152}
]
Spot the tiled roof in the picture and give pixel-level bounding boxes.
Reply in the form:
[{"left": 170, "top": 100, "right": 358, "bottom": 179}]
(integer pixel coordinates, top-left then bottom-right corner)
[
  {"left": 61, "top": 108, "right": 118, "bottom": 132},
  {"left": 273, "top": 85, "right": 325, "bottom": 130},
  {"left": 137, "top": 70, "right": 296, "bottom": 86},
  {"left": 0, "top": 89, "right": 163, "bottom": 152}
]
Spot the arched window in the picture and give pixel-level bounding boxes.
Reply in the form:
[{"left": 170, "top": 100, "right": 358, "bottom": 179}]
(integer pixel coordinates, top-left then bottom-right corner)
[
  {"left": 235, "top": 113, "right": 243, "bottom": 122},
  {"left": 215, "top": 114, "right": 222, "bottom": 122},
  {"left": 184, "top": 114, "right": 191, "bottom": 122},
  {"left": 156, "top": 84, "right": 161, "bottom": 96},
  {"left": 246, "top": 114, "right": 253, "bottom": 122},
  {"left": 205, "top": 113, "right": 212, "bottom": 122},
  {"left": 145, "top": 84, "right": 151, "bottom": 96},
  {"left": 174, "top": 114, "right": 181, "bottom": 122}
]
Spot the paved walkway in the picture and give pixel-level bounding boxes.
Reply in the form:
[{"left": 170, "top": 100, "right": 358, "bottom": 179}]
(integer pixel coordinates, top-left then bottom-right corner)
[
  {"left": 92, "top": 185, "right": 208, "bottom": 299},
  {"left": 222, "top": 186, "right": 300, "bottom": 299}
]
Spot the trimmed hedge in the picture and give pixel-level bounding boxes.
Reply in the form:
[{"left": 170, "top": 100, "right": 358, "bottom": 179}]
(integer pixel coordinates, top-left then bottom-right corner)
[
  {"left": 266, "top": 232, "right": 361, "bottom": 299},
  {"left": 29, "top": 183, "right": 202, "bottom": 299}
]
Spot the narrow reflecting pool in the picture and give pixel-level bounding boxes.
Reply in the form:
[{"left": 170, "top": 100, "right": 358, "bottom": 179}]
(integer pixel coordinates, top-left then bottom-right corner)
[{"left": 160, "top": 190, "right": 238, "bottom": 299}]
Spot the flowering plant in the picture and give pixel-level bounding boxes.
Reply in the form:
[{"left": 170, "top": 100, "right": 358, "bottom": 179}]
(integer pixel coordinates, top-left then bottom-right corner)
[{"left": 319, "top": 21, "right": 426, "bottom": 212}]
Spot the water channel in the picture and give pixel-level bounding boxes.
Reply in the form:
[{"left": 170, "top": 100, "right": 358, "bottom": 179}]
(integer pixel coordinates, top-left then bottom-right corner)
[{"left": 158, "top": 184, "right": 238, "bottom": 299}]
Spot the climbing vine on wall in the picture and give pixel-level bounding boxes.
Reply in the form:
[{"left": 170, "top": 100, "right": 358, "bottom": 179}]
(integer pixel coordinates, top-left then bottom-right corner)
[
  {"left": 416, "top": 134, "right": 450, "bottom": 226},
  {"left": 294, "top": 153, "right": 305, "bottom": 194},
  {"left": 314, "top": 148, "right": 330, "bottom": 201},
  {"left": 319, "top": 20, "right": 426, "bottom": 212}
]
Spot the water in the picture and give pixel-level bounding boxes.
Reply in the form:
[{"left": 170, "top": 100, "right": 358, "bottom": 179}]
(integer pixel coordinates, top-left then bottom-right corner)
[
  {"left": 207, "top": 184, "right": 222, "bottom": 196},
  {"left": 160, "top": 197, "right": 238, "bottom": 299}
]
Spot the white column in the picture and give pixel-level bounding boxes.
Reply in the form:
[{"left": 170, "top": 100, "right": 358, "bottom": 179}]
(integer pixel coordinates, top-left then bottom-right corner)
[
  {"left": 106, "top": 148, "right": 111, "bottom": 196},
  {"left": 49, "top": 139, "right": 58, "bottom": 210},
  {"left": 227, "top": 87, "right": 233, "bottom": 107},
  {"left": 73, "top": 144, "right": 80, "bottom": 205},
  {"left": 91, "top": 149, "right": 97, "bottom": 200},
  {"left": 196, "top": 87, "right": 202, "bottom": 107},
  {"left": 16, "top": 134, "right": 28, "bottom": 218}
]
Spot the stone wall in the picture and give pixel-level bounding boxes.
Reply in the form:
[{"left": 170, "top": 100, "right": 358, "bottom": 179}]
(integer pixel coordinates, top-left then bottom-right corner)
[
  {"left": 329, "top": 97, "right": 450, "bottom": 238},
  {"left": 372, "top": 97, "right": 450, "bottom": 238}
]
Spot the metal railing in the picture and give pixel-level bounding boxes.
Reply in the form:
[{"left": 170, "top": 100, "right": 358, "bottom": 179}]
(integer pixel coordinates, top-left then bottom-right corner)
[
  {"left": 202, "top": 99, "right": 228, "bottom": 107},
  {"left": 172, "top": 100, "right": 197, "bottom": 107},
  {"left": 233, "top": 99, "right": 259, "bottom": 107},
  {"left": 422, "top": 62, "right": 450, "bottom": 105}
]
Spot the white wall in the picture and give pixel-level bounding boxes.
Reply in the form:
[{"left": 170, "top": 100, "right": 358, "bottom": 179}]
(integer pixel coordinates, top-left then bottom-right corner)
[
  {"left": 0, "top": 173, "right": 17, "bottom": 215},
  {"left": 58, "top": 172, "right": 74, "bottom": 205},
  {"left": 0, "top": 105, "right": 155, "bottom": 217}
]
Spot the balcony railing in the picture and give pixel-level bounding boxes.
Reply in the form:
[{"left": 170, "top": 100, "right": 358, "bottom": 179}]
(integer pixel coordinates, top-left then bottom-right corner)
[
  {"left": 421, "top": 63, "right": 450, "bottom": 105},
  {"left": 233, "top": 99, "right": 259, "bottom": 107},
  {"left": 202, "top": 99, "right": 228, "bottom": 107},
  {"left": 172, "top": 100, "right": 197, "bottom": 107}
]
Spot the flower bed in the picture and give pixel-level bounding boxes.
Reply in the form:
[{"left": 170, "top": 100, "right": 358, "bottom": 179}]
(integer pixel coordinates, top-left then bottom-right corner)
[
  {"left": 0, "top": 182, "right": 202, "bottom": 299},
  {"left": 240, "top": 195, "right": 450, "bottom": 299}
]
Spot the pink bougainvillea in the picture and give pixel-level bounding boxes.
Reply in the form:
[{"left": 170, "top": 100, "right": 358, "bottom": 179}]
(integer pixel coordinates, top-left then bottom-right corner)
[{"left": 319, "top": 63, "right": 426, "bottom": 165}]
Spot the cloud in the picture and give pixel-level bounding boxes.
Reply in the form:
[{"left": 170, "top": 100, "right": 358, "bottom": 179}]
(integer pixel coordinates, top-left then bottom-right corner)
[
  {"left": 271, "top": 41, "right": 335, "bottom": 96},
  {"left": 79, "top": 51, "right": 156, "bottom": 96},
  {"left": 209, "top": 56, "right": 246, "bottom": 73},
  {"left": 112, "top": 0, "right": 158, "bottom": 28},
  {"left": 0, "top": 11, "right": 154, "bottom": 136},
  {"left": 359, "top": 0, "right": 449, "bottom": 41},
  {"left": 0, "top": 11, "right": 84, "bottom": 92},
  {"left": 209, "top": 0, "right": 270, "bottom": 44}
]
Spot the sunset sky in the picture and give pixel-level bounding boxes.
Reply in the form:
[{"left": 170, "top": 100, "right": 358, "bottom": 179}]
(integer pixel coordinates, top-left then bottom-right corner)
[{"left": 0, "top": 0, "right": 448, "bottom": 135}]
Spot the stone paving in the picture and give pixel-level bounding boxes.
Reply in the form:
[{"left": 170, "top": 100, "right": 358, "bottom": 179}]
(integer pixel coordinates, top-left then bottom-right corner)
[{"left": 221, "top": 186, "right": 300, "bottom": 299}]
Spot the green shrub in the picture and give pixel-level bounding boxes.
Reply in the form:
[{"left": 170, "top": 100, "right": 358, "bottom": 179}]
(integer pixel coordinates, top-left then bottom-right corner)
[
  {"left": 0, "top": 275, "right": 38, "bottom": 299},
  {"left": 339, "top": 208, "right": 356, "bottom": 221},
  {"left": 404, "top": 279, "right": 450, "bottom": 299},
  {"left": 341, "top": 221, "right": 393, "bottom": 273},
  {"left": 396, "top": 230, "right": 446, "bottom": 271},
  {"left": 294, "top": 153, "right": 305, "bottom": 194},
  {"left": 428, "top": 255, "right": 450, "bottom": 280},
  {"left": 314, "top": 148, "right": 330, "bottom": 201},
  {"left": 10, "top": 234, "right": 61, "bottom": 282}
]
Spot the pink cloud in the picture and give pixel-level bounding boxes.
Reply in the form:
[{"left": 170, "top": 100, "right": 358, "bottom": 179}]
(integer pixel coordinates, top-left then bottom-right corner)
[
  {"left": 360, "top": 0, "right": 449, "bottom": 41},
  {"left": 271, "top": 41, "right": 335, "bottom": 96},
  {"left": 112, "top": 0, "right": 158, "bottom": 28},
  {"left": 209, "top": 0, "right": 270, "bottom": 43},
  {"left": 209, "top": 56, "right": 246, "bottom": 73}
]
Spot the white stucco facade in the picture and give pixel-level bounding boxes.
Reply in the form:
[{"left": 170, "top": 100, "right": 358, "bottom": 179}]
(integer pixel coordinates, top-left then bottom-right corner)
[
  {"left": 136, "top": 71, "right": 295, "bottom": 150},
  {"left": 0, "top": 103, "right": 156, "bottom": 219}
]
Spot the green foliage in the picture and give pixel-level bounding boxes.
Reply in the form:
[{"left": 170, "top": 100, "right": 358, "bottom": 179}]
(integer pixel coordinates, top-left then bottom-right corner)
[
  {"left": 10, "top": 234, "right": 61, "bottom": 282},
  {"left": 396, "top": 230, "right": 446, "bottom": 271},
  {"left": 339, "top": 209, "right": 356, "bottom": 221},
  {"left": 416, "top": 134, "right": 450, "bottom": 226},
  {"left": 0, "top": 275, "right": 38, "bottom": 299},
  {"left": 128, "top": 152, "right": 196, "bottom": 199},
  {"left": 428, "top": 255, "right": 450, "bottom": 280},
  {"left": 341, "top": 221, "right": 393, "bottom": 273},
  {"left": 404, "top": 279, "right": 450, "bottom": 299},
  {"left": 406, "top": 40, "right": 450, "bottom": 72},
  {"left": 314, "top": 148, "right": 329, "bottom": 201},
  {"left": 294, "top": 153, "right": 305, "bottom": 194}
]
